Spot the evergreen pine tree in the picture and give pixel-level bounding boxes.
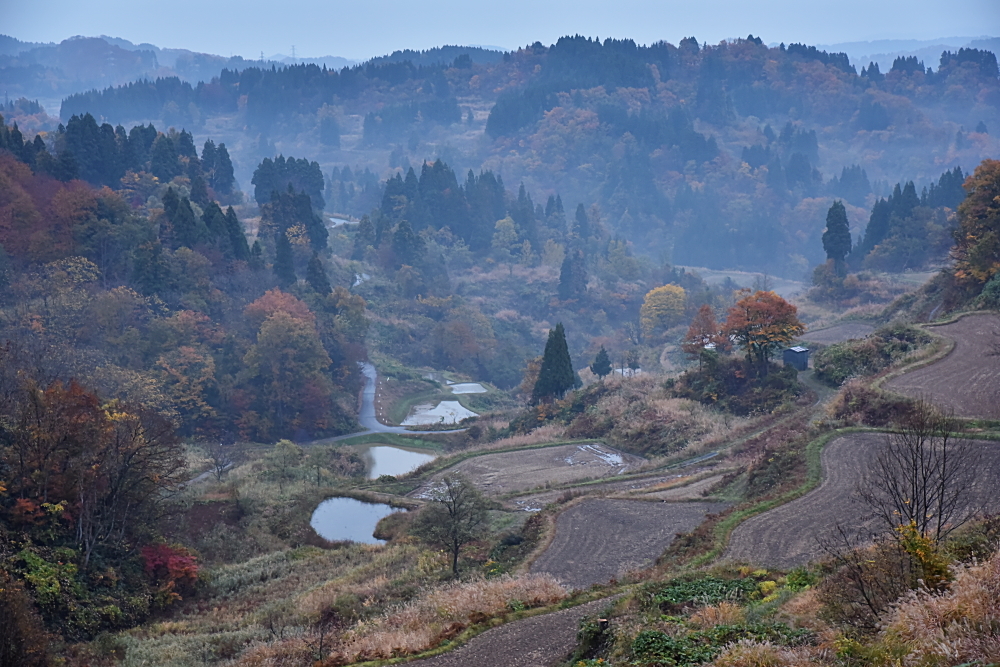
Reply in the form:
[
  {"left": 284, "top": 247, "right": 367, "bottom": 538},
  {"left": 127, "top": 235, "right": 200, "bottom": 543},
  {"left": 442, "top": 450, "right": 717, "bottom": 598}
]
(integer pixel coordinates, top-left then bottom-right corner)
[
  {"left": 590, "top": 346, "right": 612, "bottom": 379},
  {"left": 274, "top": 232, "right": 296, "bottom": 287},
  {"left": 214, "top": 143, "right": 235, "bottom": 195},
  {"left": 822, "top": 200, "right": 852, "bottom": 270},
  {"left": 532, "top": 323, "right": 575, "bottom": 403},
  {"left": 573, "top": 203, "right": 590, "bottom": 239},
  {"left": 558, "top": 249, "right": 587, "bottom": 300},
  {"left": 225, "top": 207, "right": 251, "bottom": 261},
  {"left": 306, "top": 252, "right": 332, "bottom": 294},
  {"left": 250, "top": 240, "right": 265, "bottom": 271},
  {"left": 352, "top": 215, "right": 376, "bottom": 260},
  {"left": 150, "top": 134, "right": 180, "bottom": 181}
]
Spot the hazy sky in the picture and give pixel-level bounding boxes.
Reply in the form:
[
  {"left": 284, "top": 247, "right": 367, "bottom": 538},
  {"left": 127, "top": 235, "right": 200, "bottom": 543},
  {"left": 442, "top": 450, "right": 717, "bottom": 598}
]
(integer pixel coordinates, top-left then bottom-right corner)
[{"left": 7, "top": 0, "right": 999, "bottom": 61}]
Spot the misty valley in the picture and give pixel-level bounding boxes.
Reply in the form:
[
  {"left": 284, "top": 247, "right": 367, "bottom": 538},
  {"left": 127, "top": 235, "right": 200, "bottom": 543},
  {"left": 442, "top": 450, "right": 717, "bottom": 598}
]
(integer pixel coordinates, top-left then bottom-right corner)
[{"left": 0, "top": 25, "right": 999, "bottom": 667}]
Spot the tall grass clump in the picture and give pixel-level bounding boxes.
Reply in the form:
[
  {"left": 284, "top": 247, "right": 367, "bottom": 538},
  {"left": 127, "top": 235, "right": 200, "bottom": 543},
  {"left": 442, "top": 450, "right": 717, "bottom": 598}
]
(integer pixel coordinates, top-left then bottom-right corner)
[
  {"left": 332, "top": 573, "right": 567, "bottom": 662},
  {"left": 879, "top": 548, "right": 1000, "bottom": 663}
]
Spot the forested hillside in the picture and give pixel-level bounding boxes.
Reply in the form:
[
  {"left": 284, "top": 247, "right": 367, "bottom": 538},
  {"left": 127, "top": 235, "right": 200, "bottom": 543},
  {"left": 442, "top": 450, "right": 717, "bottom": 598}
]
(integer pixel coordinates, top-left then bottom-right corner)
[{"left": 49, "top": 36, "right": 1000, "bottom": 275}]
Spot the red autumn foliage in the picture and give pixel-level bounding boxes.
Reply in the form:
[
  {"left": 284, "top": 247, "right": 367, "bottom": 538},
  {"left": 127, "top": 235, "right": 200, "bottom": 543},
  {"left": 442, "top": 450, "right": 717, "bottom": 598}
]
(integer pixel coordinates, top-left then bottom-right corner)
[{"left": 141, "top": 543, "right": 199, "bottom": 604}]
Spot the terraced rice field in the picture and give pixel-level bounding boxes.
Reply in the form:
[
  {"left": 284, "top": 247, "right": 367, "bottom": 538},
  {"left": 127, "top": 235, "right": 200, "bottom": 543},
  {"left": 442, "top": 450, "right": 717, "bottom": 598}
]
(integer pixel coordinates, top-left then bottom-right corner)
[
  {"left": 532, "top": 499, "right": 727, "bottom": 589},
  {"left": 884, "top": 313, "right": 1000, "bottom": 419},
  {"left": 412, "top": 443, "right": 644, "bottom": 498},
  {"left": 725, "top": 433, "right": 1000, "bottom": 569}
]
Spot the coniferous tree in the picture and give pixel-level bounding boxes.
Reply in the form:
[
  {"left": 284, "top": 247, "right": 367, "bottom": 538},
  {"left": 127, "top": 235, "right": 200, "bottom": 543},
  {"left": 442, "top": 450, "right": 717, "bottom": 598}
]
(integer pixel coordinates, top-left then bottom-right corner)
[
  {"left": 822, "top": 200, "right": 852, "bottom": 271},
  {"left": 573, "top": 203, "right": 590, "bottom": 239},
  {"left": 558, "top": 249, "right": 587, "bottom": 300},
  {"left": 274, "top": 232, "right": 296, "bottom": 287},
  {"left": 306, "top": 252, "right": 332, "bottom": 294},
  {"left": 249, "top": 239, "right": 265, "bottom": 271},
  {"left": 352, "top": 215, "right": 376, "bottom": 260},
  {"left": 532, "top": 323, "right": 575, "bottom": 403},
  {"left": 150, "top": 134, "right": 180, "bottom": 181},
  {"left": 225, "top": 206, "right": 251, "bottom": 261},
  {"left": 590, "top": 346, "right": 612, "bottom": 379},
  {"left": 213, "top": 143, "right": 236, "bottom": 195}
]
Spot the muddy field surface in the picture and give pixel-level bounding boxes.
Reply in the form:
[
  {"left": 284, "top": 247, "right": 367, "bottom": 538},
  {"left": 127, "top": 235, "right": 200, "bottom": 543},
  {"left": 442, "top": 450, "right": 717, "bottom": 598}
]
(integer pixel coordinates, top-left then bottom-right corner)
[
  {"left": 532, "top": 499, "right": 727, "bottom": 590},
  {"left": 505, "top": 466, "right": 721, "bottom": 511},
  {"left": 725, "top": 433, "right": 1000, "bottom": 569},
  {"left": 407, "top": 597, "right": 614, "bottom": 667},
  {"left": 799, "top": 322, "right": 875, "bottom": 345},
  {"left": 411, "top": 443, "right": 644, "bottom": 499},
  {"left": 884, "top": 313, "right": 1000, "bottom": 419}
]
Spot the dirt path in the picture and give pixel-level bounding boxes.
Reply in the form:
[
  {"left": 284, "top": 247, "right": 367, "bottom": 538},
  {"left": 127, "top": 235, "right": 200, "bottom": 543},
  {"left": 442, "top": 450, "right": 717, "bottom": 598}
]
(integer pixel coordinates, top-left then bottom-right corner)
[
  {"left": 406, "top": 597, "right": 614, "bottom": 667},
  {"left": 532, "top": 499, "right": 727, "bottom": 590},
  {"left": 725, "top": 433, "right": 1000, "bottom": 569},
  {"left": 884, "top": 313, "right": 1000, "bottom": 419}
]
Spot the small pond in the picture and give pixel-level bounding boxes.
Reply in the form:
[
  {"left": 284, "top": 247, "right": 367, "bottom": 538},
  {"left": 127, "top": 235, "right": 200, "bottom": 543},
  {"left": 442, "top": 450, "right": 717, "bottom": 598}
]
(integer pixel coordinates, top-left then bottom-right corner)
[
  {"left": 363, "top": 445, "right": 437, "bottom": 479},
  {"left": 310, "top": 496, "right": 402, "bottom": 544}
]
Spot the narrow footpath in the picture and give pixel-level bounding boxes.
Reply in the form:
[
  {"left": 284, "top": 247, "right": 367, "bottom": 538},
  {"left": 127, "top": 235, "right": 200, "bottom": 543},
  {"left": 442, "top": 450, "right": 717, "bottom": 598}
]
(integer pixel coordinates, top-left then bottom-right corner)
[{"left": 406, "top": 597, "right": 613, "bottom": 667}]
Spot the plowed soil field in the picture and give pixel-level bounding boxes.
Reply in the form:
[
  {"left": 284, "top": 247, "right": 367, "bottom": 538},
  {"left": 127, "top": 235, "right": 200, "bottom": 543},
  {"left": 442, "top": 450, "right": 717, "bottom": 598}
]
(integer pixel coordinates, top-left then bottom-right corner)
[
  {"left": 725, "top": 433, "right": 1000, "bottom": 569},
  {"left": 532, "top": 499, "right": 727, "bottom": 590},
  {"left": 884, "top": 313, "right": 1000, "bottom": 419},
  {"left": 411, "top": 443, "right": 644, "bottom": 498}
]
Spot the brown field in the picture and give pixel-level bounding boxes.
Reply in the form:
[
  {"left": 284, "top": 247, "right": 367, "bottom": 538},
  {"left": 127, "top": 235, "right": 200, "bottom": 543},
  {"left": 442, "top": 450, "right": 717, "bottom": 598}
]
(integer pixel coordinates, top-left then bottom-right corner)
[
  {"left": 532, "top": 499, "right": 727, "bottom": 590},
  {"left": 799, "top": 322, "right": 875, "bottom": 345},
  {"left": 407, "top": 597, "right": 614, "bottom": 667},
  {"left": 725, "top": 433, "right": 1000, "bottom": 569},
  {"left": 504, "top": 465, "right": 724, "bottom": 511},
  {"left": 884, "top": 313, "right": 1000, "bottom": 419},
  {"left": 411, "top": 443, "right": 644, "bottom": 498}
]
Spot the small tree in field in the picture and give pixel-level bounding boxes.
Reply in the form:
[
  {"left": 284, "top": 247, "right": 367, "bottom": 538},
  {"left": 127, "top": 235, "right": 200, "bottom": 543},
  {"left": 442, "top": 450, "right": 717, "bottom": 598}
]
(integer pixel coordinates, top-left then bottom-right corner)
[
  {"left": 410, "top": 475, "right": 489, "bottom": 574},
  {"left": 590, "top": 346, "right": 612, "bottom": 379},
  {"left": 858, "top": 400, "right": 982, "bottom": 544},
  {"left": 681, "top": 304, "right": 728, "bottom": 369},
  {"left": 724, "top": 290, "right": 804, "bottom": 375}
]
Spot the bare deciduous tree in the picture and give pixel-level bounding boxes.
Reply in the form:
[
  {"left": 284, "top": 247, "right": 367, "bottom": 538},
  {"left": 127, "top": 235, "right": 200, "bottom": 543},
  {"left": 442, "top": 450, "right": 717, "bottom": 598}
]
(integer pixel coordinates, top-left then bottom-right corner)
[
  {"left": 206, "top": 440, "right": 240, "bottom": 482},
  {"left": 858, "top": 399, "right": 982, "bottom": 543},
  {"left": 410, "top": 475, "right": 489, "bottom": 574}
]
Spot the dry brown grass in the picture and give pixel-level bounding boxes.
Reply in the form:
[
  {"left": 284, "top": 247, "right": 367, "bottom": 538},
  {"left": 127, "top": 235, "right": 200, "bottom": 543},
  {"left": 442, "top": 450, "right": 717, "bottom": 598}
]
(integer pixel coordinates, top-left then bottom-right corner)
[
  {"left": 688, "top": 601, "right": 745, "bottom": 628},
  {"left": 476, "top": 424, "right": 568, "bottom": 451},
  {"left": 331, "top": 573, "right": 567, "bottom": 662},
  {"left": 710, "top": 639, "right": 812, "bottom": 667},
  {"left": 881, "top": 549, "right": 1000, "bottom": 664}
]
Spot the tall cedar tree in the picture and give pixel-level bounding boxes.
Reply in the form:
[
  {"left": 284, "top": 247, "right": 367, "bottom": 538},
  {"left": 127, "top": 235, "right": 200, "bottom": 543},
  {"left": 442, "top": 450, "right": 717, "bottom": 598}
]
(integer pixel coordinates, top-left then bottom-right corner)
[
  {"left": 274, "top": 232, "right": 296, "bottom": 287},
  {"left": 822, "top": 200, "right": 852, "bottom": 270},
  {"left": 533, "top": 322, "right": 575, "bottom": 402},
  {"left": 682, "top": 304, "right": 726, "bottom": 369},
  {"left": 590, "top": 345, "right": 612, "bottom": 378},
  {"left": 306, "top": 252, "right": 332, "bottom": 294},
  {"left": 724, "top": 290, "right": 805, "bottom": 374},
  {"left": 558, "top": 249, "right": 587, "bottom": 300}
]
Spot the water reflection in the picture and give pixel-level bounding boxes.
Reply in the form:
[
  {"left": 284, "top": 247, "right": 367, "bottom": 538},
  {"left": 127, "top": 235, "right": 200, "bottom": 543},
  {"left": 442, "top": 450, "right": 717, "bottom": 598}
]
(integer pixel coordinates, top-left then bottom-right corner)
[
  {"left": 310, "top": 496, "right": 402, "bottom": 543},
  {"left": 363, "top": 445, "right": 436, "bottom": 479}
]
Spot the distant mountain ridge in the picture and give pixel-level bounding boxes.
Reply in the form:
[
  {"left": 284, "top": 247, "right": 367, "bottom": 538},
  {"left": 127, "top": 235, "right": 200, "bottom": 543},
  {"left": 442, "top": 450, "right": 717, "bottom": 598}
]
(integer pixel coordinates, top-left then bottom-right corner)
[{"left": 816, "top": 35, "right": 999, "bottom": 72}]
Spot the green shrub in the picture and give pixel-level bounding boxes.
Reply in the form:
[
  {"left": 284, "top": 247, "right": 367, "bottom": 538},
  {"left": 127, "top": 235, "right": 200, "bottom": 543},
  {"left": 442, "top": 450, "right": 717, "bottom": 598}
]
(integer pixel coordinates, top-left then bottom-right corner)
[
  {"left": 632, "top": 623, "right": 813, "bottom": 666},
  {"left": 813, "top": 323, "right": 931, "bottom": 386},
  {"left": 647, "top": 576, "right": 759, "bottom": 611},
  {"left": 672, "top": 356, "right": 802, "bottom": 415}
]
